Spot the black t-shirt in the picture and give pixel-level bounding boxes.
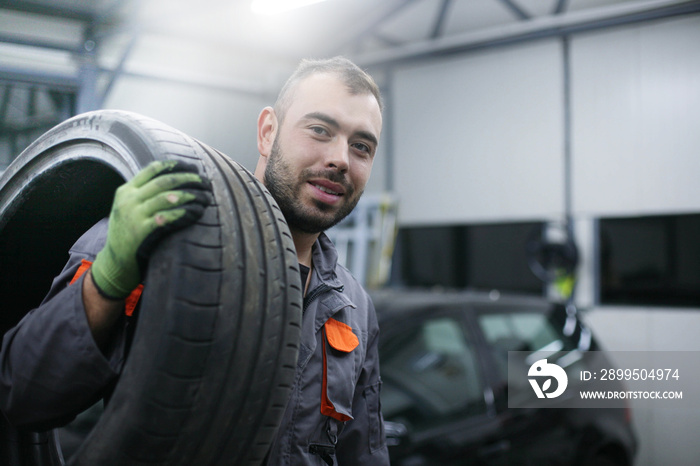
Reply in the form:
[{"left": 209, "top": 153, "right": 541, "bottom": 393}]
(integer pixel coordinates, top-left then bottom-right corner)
[{"left": 299, "top": 264, "right": 310, "bottom": 294}]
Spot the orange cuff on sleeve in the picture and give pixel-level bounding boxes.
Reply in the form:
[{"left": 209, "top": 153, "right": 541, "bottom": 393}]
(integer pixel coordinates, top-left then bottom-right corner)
[
  {"left": 69, "top": 259, "right": 143, "bottom": 316},
  {"left": 69, "top": 259, "right": 93, "bottom": 286}
]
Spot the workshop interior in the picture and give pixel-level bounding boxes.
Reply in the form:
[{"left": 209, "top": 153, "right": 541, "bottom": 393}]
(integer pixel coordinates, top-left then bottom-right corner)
[{"left": 1, "top": 0, "right": 699, "bottom": 465}]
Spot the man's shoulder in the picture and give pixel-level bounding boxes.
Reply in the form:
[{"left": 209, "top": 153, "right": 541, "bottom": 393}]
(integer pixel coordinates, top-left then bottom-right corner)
[
  {"left": 334, "top": 262, "right": 369, "bottom": 301},
  {"left": 69, "top": 217, "right": 109, "bottom": 256},
  {"left": 331, "top": 262, "right": 381, "bottom": 331}
]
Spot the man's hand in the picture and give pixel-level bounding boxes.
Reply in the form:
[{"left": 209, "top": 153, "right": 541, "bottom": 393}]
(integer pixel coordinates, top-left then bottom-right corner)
[{"left": 91, "top": 160, "right": 211, "bottom": 299}]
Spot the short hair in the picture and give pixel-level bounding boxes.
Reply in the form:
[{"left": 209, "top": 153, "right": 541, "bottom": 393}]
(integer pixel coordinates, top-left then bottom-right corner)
[{"left": 273, "top": 56, "right": 383, "bottom": 123}]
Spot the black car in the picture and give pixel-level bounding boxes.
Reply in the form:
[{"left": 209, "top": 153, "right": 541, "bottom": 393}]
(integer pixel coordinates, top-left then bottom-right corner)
[{"left": 372, "top": 289, "right": 637, "bottom": 466}]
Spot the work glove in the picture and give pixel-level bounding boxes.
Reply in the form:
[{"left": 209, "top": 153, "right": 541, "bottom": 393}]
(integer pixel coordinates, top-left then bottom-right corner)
[{"left": 90, "top": 160, "right": 212, "bottom": 299}]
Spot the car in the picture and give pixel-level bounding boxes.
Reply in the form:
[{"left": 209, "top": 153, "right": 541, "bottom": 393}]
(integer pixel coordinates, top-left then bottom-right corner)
[{"left": 372, "top": 289, "right": 637, "bottom": 466}]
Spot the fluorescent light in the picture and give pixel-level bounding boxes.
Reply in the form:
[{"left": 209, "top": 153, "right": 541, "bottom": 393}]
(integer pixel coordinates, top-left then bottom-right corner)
[{"left": 251, "top": 0, "right": 328, "bottom": 15}]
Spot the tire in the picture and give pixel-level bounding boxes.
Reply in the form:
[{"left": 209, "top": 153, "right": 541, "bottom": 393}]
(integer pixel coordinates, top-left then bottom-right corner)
[
  {"left": 581, "top": 452, "right": 626, "bottom": 466},
  {"left": 582, "top": 455, "right": 624, "bottom": 466},
  {"left": 0, "top": 110, "right": 303, "bottom": 465}
]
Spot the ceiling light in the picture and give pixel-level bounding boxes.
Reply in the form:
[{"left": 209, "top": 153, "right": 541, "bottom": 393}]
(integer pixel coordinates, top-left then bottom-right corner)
[{"left": 251, "top": 0, "right": 328, "bottom": 15}]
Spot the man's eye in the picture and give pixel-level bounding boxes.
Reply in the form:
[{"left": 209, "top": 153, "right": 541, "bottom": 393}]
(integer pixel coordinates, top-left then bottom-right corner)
[
  {"left": 311, "top": 126, "right": 328, "bottom": 136},
  {"left": 352, "top": 142, "right": 371, "bottom": 154}
]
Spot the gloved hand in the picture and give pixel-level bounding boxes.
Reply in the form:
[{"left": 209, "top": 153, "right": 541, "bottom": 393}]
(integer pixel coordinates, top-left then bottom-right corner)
[{"left": 91, "top": 160, "right": 212, "bottom": 299}]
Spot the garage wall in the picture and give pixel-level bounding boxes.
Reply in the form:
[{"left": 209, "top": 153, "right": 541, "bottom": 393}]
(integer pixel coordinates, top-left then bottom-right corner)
[
  {"left": 104, "top": 76, "right": 266, "bottom": 172},
  {"left": 387, "top": 13, "right": 700, "bottom": 466},
  {"left": 570, "top": 15, "right": 700, "bottom": 313},
  {"left": 571, "top": 16, "right": 700, "bottom": 466},
  {"left": 391, "top": 39, "right": 565, "bottom": 225},
  {"left": 388, "top": 13, "right": 700, "bottom": 312},
  {"left": 100, "top": 34, "right": 284, "bottom": 173},
  {"left": 571, "top": 15, "right": 700, "bottom": 217},
  {"left": 569, "top": 13, "right": 700, "bottom": 311},
  {"left": 389, "top": 14, "right": 700, "bottom": 223}
]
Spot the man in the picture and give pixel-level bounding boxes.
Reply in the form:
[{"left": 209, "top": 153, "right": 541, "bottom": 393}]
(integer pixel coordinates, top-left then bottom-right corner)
[
  {"left": 0, "top": 57, "right": 389, "bottom": 465},
  {"left": 255, "top": 57, "right": 388, "bottom": 465}
]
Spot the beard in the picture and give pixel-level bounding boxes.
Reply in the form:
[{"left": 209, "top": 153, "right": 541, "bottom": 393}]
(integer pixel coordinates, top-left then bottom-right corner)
[{"left": 264, "top": 136, "right": 362, "bottom": 234}]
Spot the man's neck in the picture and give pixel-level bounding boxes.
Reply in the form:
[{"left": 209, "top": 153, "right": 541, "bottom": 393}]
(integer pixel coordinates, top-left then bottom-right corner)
[{"left": 291, "top": 228, "right": 319, "bottom": 268}]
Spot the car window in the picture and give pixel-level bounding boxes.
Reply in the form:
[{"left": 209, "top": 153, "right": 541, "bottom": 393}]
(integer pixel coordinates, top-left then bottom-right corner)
[
  {"left": 480, "top": 313, "right": 568, "bottom": 354},
  {"left": 380, "top": 316, "right": 486, "bottom": 431},
  {"left": 477, "top": 309, "right": 582, "bottom": 401}
]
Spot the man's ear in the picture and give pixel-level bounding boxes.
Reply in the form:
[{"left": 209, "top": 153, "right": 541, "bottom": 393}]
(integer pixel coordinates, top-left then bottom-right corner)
[{"left": 257, "top": 106, "right": 277, "bottom": 158}]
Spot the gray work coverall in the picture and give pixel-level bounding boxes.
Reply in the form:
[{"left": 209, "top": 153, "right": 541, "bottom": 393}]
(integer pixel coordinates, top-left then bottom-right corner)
[{"left": 265, "top": 233, "right": 390, "bottom": 465}]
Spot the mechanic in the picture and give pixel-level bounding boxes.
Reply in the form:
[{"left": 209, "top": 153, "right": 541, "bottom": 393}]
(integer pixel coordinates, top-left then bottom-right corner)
[{"left": 0, "top": 56, "right": 389, "bottom": 465}]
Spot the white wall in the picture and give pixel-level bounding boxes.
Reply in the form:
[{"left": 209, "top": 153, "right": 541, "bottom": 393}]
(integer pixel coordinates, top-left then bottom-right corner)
[
  {"left": 570, "top": 17, "right": 700, "bottom": 465},
  {"left": 581, "top": 306, "right": 700, "bottom": 466},
  {"left": 391, "top": 39, "right": 565, "bottom": 225},
  {"left": 100, "top": 33, "right": 287, "bottom": 173},
  {"left": 572, "top": 15, "right": 700, "bottom": 217},
  {"left": 104, "top": 76, "right": 266, "bottom": 172}
]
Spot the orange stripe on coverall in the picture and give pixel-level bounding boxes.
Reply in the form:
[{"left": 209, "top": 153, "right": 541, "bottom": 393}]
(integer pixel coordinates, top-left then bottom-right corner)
[{"left": 320, "top": 318, "right": 359, "bottom": 422}]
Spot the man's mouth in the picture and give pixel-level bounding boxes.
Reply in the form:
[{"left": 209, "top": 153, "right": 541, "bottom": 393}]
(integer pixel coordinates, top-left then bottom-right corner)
[{"left": 312, "top": 183, "right": 342, "bottom": 196}]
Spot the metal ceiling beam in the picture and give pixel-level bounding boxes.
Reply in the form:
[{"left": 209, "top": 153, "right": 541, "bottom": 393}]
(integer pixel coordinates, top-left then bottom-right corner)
[
  {"left": 0, "top": 0, "right": 96, "bottom": 22},
  {"left": 91, "top": 0, "right": 144, "bottom": 108},
  {"left": 93, "top": 0, "right": 128, "bottom": 25},
  {"left": 91, "top": 26, "right": 278, "bottom": 101},
  {"left": 553, "top": 0, "right": 569, "bottom": 15},
  {"left": 356, "top": 0, "right": 700, "bottom": 67},
  {"left": 340, "top": 0, "right": 421, "bottom": 53},
  {"left": 0, "top": 31, "right": 80, "bottom": 53},
  {"left": 76, "top": 31, "right": 99, "bottom": 113},
  {"left": 0, "top": 117, "right": 63, "bottom": 135},
  {"left": 0, "top": 67, "right": 78, "bottom": 91},
  {"left": 373, "top": 33, "right": 404, "bottom": 48},
  {"left": 0, "top": 0, "right": 124, "bottom": 52},
  {"left": 497, "top": 0, "right": 531, "bottom": 20},
  {"left": 28, "top": 85, "right": 37, "bottom": 118},
  {"left": 47, "top": 89, "right": 64, "bottom": 110},
  {"left": 97, "top": 66, "right": 273, "bottom": 99},
  {"left": 98, "top": 32, "right": 139, "bottom": 108},
  {"left": 0, "top": 85, "right": 11, "bottom": 123},
  {"left": 562, "top": 35, "right": 573, "bottom": 226},
  {"left": 430, "top": 0, "right": 454, "bottom": 39}
]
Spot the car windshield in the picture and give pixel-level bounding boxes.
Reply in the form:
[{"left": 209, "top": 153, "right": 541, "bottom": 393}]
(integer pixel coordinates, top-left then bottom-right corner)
[
  {"left": 479, "top": 312, "right": 574, "bottom": 354},
  {"left": 476, "top": 305, "right": 588, "bottom": 403},
  {"left": 380, "top": 314, "right": 487, "bottom": 431}
]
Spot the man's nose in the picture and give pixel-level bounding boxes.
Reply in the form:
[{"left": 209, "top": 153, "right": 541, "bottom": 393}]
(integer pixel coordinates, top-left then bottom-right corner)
[{"left": 325, "top": 141, "right": 349, "bottom": 173}]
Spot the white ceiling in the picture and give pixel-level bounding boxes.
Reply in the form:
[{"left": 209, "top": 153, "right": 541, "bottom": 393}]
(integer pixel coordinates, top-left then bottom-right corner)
[
  {"left": 0, "top": 0, "right": 698, "bottom": 101},
  {"left": 120, "top": 0, "right": 688, "bottom": 59},
  {"left": 0, "top": 0, "right": 697, "bottom": 170}
]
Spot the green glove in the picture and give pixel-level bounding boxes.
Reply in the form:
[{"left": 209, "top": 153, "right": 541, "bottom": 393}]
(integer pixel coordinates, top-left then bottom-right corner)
[{"left": 91, "top": 160, "right": 212, "bottom": 299}]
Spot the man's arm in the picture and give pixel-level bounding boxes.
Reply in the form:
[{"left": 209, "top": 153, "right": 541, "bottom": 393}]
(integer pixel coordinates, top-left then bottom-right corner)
[
  {"left": 0, "top": 263, "right": 122, "bottom": 430},
  {"left": 83, "top": 159, "right": 210, "bottom": 348},
  {"left": 0, "top": 160, "right": 211, "bottom": 429},
  {"left": 82, "top": 269, "right": 125, "bottom": 351}
]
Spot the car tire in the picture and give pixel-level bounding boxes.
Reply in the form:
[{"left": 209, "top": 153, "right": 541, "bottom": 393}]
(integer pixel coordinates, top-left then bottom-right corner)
[
  {"left": 0, "top": 110, "right": 302, "bottom": 465},
  {"left": 582, "top": 454, "right": 625, "bottom": 466}
]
